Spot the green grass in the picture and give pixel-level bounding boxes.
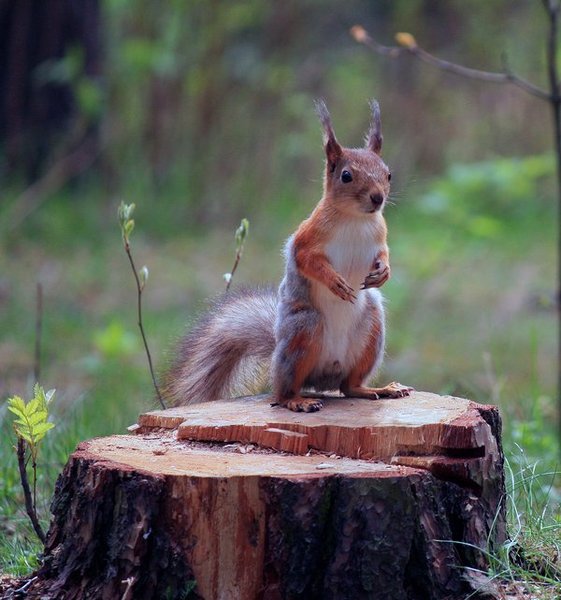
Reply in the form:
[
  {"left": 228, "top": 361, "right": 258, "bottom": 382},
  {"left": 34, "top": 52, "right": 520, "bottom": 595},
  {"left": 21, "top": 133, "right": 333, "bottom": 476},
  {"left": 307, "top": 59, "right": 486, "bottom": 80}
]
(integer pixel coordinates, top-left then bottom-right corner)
[
  {"left": 461, "top": 453, "right": 561, "bottom": 598},
  {"left": 0, "top": 156, "right": 558, "bottom": 592}
]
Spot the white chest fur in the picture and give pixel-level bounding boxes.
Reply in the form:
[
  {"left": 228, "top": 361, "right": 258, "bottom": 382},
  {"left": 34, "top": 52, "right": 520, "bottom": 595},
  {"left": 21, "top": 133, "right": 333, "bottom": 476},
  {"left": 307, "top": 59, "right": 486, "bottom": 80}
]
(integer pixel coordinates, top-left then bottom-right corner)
[
  {"left": 323, "top": 218, "right": 381, "bottom": 289},
  {"left": 310, "top": 218, "right": 384, "bottom": 376}
]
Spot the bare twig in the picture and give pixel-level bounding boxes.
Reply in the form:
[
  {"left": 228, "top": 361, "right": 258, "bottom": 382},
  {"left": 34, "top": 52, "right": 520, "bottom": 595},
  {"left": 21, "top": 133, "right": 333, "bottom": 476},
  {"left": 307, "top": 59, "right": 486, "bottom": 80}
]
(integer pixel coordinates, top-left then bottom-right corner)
[
  {"left": 124, "top": 241, "right": 166, "bottom": 409},
  {"left": 121, "top": 576, "right": 135, "bottom": 600},
  {"left": 226, "top": 249, "right": 242, "bottom": 292},
  {"left": 541, "top": 0, "right": 561, "bottom": 434},
  {"left": 352, "top": 3, "right": 561, "bottom": 441},
  {"left": 543, "top": 0, "right": 561, "bottom": 190},
  {"left": 350, "top": 26, "right": 550, "bottom": 102},
  {"left": 16, "top": 438, "right": 45, "bottom": 543},
  {"left": 34, "top": 282, "right": 43, "bottom": 383},
  {"left": 9, "top": 576, "right": 38, "bottom": 596},
  {"left": 224, "top": 218, "right": 249, "bottom": 291}
]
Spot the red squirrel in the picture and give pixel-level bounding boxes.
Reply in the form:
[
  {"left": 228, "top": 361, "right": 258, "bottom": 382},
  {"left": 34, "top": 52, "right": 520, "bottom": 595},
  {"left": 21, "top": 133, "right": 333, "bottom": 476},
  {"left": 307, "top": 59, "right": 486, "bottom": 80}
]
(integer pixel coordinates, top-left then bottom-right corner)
[{"left": 164, "top": 100, "right": 413, "bottom": 412}]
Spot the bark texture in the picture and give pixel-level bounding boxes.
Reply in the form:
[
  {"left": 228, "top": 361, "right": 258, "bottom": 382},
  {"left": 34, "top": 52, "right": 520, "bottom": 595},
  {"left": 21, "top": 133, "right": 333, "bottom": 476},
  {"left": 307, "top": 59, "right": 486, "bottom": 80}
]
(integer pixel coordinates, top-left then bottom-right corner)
[{"left": 22, "top": 392, "right": 505, "bottom": 600}]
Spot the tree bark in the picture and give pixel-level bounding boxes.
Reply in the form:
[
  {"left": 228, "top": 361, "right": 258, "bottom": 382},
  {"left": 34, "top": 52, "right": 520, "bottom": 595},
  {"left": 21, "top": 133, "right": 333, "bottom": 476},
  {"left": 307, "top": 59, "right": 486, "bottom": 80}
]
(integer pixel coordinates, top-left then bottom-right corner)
[
  {"left": 25, "top": 392, "right": 505, "bottom": 600},
  {"left": 0, "top": 0, "right": 101, "bottom": 179}
]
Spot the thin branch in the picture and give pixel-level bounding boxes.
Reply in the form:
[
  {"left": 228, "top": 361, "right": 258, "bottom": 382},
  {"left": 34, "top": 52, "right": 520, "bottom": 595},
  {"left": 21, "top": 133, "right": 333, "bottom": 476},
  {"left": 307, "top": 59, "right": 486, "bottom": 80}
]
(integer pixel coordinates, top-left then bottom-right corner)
[
  {"left": 225, "top": 249, "right": 242, "bottom": 292},
  {"left": 351, "top": 26, "right": 551, "bottom": 102},
  {"left": 541, "top": 0, "right": 561, "bottom": 438},
  {"left": 120, "top": 576, "right": 135, "bottom": 600},
  {"left": 542, "top": 0, "right": 561, "bottom": 18},
  {"left": 544, "top": 0, "right": 561, "bottom": 104},
  {"left": 16, "top": 438, "right": 45, "bottom": 543},
  {"left": 10, "top": 576, "right": 38, "bottom": 595},
  {"left": 32, "top": 458, "right": 38, "bottom": 520},
  {"left": 225, "top": 218, "right": 249, "bottom": 291},
  {"left": 124, "top": 242, "right": 166, "bottom": 409},
  {"left": 34, "top": 282, "right": 43, "bottom": 383}
]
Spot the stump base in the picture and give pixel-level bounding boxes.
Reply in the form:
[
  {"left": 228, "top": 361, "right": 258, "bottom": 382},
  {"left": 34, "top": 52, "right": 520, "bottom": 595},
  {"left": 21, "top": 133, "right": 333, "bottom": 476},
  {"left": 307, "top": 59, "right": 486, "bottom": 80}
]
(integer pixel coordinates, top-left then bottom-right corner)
[{"left": 32, "top": 392, "right": 506, "bottom": 600}]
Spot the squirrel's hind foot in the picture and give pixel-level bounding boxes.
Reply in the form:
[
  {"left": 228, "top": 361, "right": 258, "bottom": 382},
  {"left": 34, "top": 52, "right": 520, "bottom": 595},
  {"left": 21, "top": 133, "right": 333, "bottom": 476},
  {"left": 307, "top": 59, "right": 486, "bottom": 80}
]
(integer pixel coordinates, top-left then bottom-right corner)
[
  {"left": 342, "top": 382, "right": 414, "bottom": 400},
  {"left": 283, "top": 396, "right": 324, "bottom": 412}
]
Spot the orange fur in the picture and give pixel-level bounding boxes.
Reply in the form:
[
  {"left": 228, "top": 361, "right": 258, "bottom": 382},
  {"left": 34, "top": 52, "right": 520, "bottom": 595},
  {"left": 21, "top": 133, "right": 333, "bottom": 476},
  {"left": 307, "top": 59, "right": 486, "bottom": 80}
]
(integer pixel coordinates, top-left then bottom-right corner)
[
  {"left": 341, "top": 316, "right": 412, "bottom": 400},
  {"left": 165, "top": 100, "right": 411, "bottom": 414},
  {"left": 293, "top": 199, "right": 389, "bottom": 301}
]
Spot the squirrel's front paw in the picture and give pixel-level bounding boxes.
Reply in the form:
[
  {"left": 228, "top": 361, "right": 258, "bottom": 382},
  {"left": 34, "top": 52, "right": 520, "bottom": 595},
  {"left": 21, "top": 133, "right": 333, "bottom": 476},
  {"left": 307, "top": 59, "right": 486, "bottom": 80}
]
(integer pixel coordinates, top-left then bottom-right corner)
[
  {"left": 361, "top": 262, "right": 390, "bottom": 289},
  {"left": 330, "top": 275, "right": 357, "bottom": 303}
]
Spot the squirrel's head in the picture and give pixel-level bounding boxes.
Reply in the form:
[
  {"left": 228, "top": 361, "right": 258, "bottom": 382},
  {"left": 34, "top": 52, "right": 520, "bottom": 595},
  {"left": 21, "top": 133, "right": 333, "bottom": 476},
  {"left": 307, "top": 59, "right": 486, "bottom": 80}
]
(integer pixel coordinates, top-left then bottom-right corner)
[{"left": 315, "top": 99, "right": 391, "bottom": 216}]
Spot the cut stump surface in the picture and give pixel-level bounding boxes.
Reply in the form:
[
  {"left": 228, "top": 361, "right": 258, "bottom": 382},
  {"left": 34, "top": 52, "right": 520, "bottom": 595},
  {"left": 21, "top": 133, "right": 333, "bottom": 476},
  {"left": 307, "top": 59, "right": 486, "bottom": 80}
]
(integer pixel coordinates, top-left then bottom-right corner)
[{"left": 31, "top": 391, "right": 506, "bottom": 600}]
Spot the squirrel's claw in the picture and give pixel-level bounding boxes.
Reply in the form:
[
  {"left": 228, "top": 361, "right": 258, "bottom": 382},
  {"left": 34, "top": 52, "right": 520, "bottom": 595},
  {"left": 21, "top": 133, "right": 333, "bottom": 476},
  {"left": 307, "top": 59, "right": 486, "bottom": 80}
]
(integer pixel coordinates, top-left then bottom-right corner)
[
  {"left": 331, "top": 276, "right": 356, "bottom": 303},
  {"left": 361, "top": 265, "right": 390, "bottom": 289},
  {"left": 285, "top": 397, "right": 324, "bottom": 412}
]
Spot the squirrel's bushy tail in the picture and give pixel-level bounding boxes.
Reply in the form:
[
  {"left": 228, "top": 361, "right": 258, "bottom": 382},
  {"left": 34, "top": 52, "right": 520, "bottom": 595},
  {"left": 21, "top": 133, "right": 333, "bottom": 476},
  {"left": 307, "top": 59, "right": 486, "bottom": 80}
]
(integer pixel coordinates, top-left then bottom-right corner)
[{"left": 163, "top": 287, "right": 277, "bottom": 406}]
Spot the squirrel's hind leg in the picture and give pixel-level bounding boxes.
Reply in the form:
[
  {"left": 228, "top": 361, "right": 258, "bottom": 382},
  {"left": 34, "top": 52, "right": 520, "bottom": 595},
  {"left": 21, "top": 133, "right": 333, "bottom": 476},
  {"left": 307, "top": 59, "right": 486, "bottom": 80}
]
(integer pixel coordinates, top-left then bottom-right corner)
[
  {"left": 340, "top": 299, "right": 414, "bottom": 400},
  {"left": 272, "top": 315, "right": 324, "bottom": 412}
]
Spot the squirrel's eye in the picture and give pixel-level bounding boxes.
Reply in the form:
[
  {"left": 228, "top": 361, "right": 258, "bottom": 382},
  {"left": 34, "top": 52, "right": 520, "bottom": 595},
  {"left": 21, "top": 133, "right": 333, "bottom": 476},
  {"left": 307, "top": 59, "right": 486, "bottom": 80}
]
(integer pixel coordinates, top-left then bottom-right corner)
[
  {"left": 341, "top": 170, "right": 353, "bottom": 183},
  {"left": 388, "top": 172, "right": 392, "bottom": 181}
]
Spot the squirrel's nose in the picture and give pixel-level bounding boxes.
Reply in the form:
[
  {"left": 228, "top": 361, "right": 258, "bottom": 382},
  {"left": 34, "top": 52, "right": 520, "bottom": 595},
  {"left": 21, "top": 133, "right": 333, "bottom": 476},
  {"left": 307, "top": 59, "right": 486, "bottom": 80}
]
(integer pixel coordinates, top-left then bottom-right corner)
[{"left": 370, "top": 193, "right": 384, "bottom": 207}]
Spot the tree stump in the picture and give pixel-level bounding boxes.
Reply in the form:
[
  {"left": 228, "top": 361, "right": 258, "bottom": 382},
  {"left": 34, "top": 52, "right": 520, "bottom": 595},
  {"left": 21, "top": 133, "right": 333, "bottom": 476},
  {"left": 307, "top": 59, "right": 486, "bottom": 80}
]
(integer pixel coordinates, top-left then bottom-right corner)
[{"left": 32, "top": 392, "right": 506, "bottom": 600}]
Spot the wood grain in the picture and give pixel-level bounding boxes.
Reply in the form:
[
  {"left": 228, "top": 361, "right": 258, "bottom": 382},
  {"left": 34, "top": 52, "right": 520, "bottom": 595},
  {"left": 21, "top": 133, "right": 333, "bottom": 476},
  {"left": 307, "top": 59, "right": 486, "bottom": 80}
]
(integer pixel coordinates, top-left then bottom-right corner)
[{"left": 23, "top": 391, "right": 506, "bottom": 600}]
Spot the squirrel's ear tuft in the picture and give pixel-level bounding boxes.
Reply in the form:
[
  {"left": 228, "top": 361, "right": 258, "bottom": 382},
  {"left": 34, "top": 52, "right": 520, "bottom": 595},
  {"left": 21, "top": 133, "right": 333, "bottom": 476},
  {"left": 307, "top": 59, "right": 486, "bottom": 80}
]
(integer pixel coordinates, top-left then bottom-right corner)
[
  {"left": 314, "top": 99, "right": 342, "bottom": 171},
  {"left": 365, "top": 99, "right": 383, "bottom": 155}
]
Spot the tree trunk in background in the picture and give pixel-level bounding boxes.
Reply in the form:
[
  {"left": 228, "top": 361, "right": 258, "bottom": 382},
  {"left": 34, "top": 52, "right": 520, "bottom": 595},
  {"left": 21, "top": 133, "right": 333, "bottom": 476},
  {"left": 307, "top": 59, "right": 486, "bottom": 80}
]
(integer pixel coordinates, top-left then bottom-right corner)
[{"left": 0, "top": 0, "right": 101, "bottom": 181}]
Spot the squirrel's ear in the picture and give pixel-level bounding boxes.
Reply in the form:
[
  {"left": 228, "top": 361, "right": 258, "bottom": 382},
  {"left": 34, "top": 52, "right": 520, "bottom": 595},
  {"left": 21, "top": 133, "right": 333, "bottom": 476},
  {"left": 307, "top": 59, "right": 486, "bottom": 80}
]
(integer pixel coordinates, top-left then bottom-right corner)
[
  {"left": 365, "top": 99, "right": 383, "bottom": 155},
  {"left": 314, "top": 99, "right": 342, "bottom": 171}
]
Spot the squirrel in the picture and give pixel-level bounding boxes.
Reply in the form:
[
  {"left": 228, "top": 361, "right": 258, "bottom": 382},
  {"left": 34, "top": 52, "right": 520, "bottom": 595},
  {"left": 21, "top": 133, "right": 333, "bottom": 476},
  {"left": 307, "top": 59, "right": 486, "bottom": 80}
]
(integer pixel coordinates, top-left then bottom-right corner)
[{"left": 163, "top": 99, "right": 413, "bottom": 412}]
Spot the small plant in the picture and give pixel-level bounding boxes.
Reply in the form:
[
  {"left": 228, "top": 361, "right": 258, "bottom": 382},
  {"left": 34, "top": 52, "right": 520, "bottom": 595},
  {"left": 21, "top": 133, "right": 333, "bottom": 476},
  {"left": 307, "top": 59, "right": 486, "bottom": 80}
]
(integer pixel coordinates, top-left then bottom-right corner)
[
  {"left": 224, "top": 218, "right": 249, "bottom": 291},
  {"left": 118, "top": 201, "right": 166, "bottom": 409},
  {"left": 452, "top": 453, "right": 561, "bottom": 599},
  {"left": 7, "top": 384, "right": 56, "bottom": 543}
]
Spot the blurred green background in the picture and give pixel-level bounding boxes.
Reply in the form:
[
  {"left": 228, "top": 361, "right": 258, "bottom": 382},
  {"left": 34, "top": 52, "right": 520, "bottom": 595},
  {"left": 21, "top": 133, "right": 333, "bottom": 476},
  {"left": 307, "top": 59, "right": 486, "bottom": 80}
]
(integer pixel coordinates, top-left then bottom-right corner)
[{"left": 0, "top": 0, "right": 558, "bottom": 574}]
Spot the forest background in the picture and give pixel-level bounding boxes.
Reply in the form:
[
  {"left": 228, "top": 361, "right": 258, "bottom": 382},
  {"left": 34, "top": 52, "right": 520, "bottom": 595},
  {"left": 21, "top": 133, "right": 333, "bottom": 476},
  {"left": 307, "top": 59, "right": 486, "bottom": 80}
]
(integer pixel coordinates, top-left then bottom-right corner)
[{"left": 0, "top": 0, "right": 558, "bottom": 576}]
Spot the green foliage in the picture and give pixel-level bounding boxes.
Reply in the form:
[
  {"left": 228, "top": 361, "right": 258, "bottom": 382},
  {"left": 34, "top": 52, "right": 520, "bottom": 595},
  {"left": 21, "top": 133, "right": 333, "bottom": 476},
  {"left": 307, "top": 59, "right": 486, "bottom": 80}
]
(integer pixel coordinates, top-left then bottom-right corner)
[
  {"left": 420, "top": 154, "right": 554, "bottom": 239},
  {"left": 509, "top": 413, "right": 559, "bottom": 475},
  {"left": 7, "top": 385, "right": 56, "bottom": 463},
  {"left": 118, "top": 202, "right": 136, "bottom": 244},
  {"left": 33, "top": 46, "right": 104, "bottom": 120},
  {"left": 0, "top": 536, "right": 40, "bottom": 577},
  {"left": 440, "top": 454, "right": 560, "bottom": 597},
  {"left": 93, "top": 321, "right": 139, "bottom": 359},
  {"left": 235, "top": 218, "right": 249, "bottom": 250},
  {"left": 491, "top": 456, "right": 561, "bottom": 593}
]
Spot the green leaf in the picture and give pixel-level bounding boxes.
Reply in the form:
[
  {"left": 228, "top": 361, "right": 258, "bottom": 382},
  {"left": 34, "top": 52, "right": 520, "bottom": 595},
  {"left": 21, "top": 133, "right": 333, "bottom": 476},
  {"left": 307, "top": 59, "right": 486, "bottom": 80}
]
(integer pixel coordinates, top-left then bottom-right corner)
[
  {"left": 32, "top": 422, "right": 55, "bottom": 436},
  {"left": 8, "top": 384, "right": 56, "bottom": 451},
  {"left": 34, "top": 384, "right": 49, "bottom": 411},
  {"left": 235, "top": 218, "right": 249, "bottom": 249},
  {"left": 118, "top": 202, "right": 136, "bottom": 230},
  {"left": 27, "top": 410, "right": 48, "bottom": 428},
  {"left": 7, "top": 405, "right": 25, "bottom": 420},
  {"left": 26, "top": 397, "right": 41, "bottom": 416},
  {"left": 125, "top": 219, "right": 135, "bottom": 238},
  {"left": 7, "top": 396, "right": 26, "bottom": 414}
]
